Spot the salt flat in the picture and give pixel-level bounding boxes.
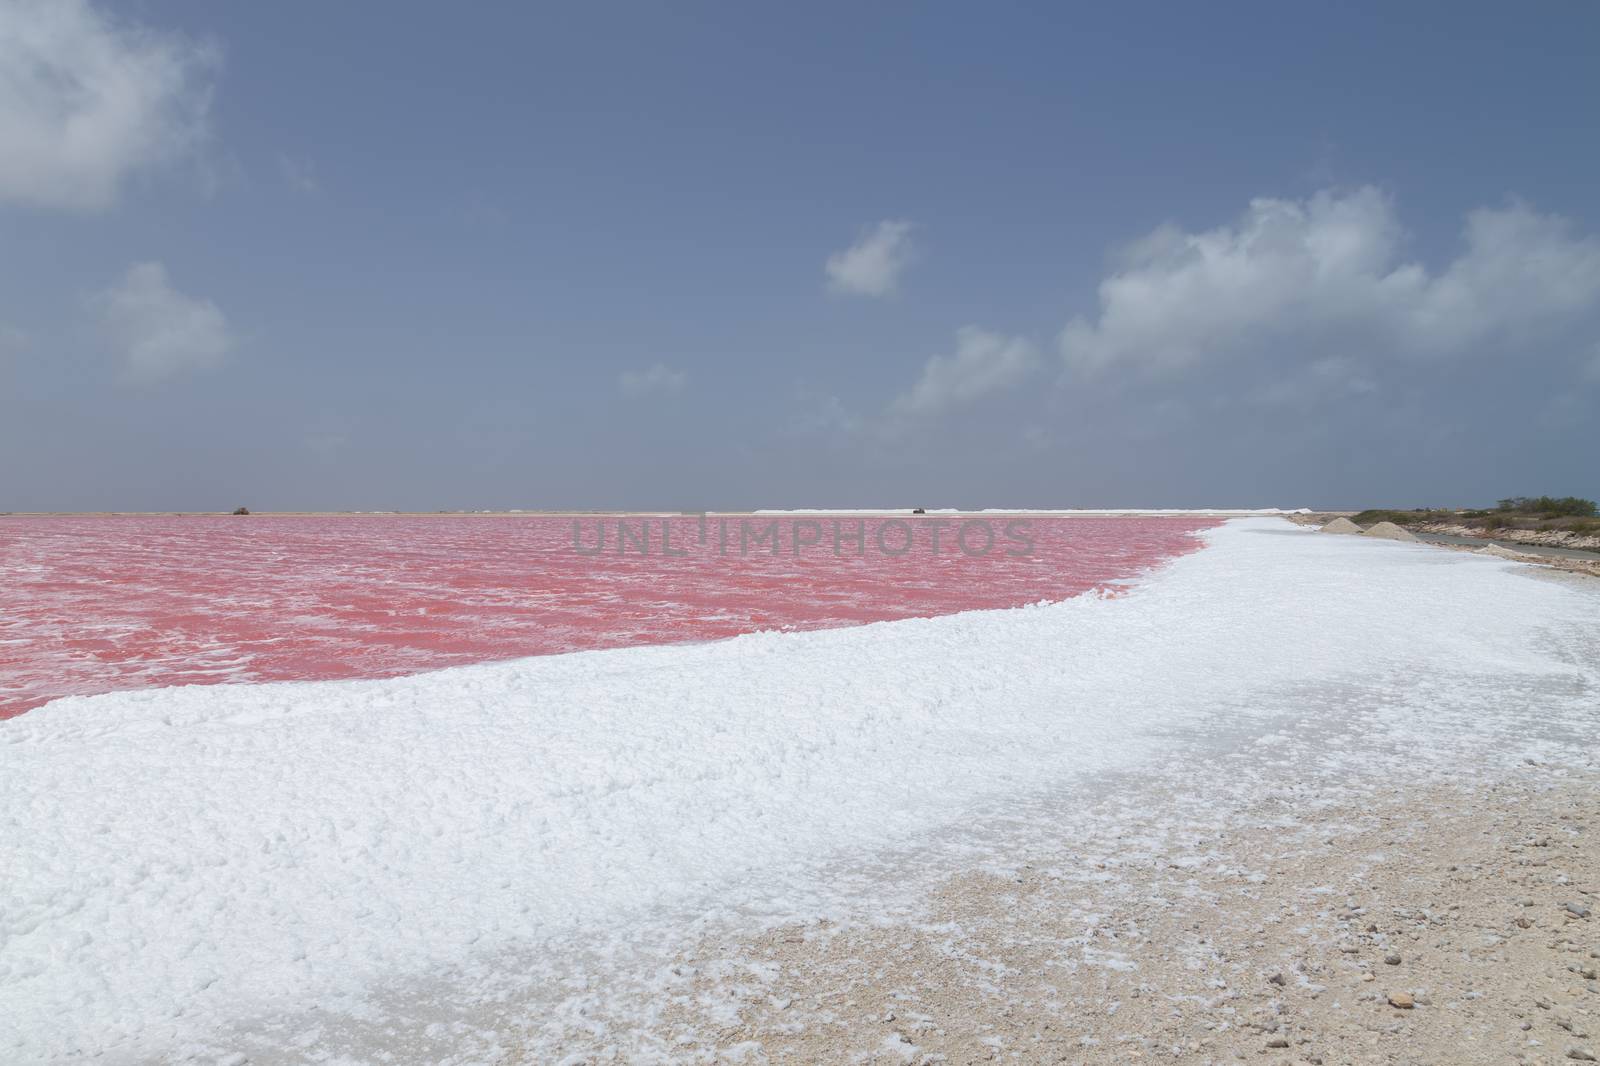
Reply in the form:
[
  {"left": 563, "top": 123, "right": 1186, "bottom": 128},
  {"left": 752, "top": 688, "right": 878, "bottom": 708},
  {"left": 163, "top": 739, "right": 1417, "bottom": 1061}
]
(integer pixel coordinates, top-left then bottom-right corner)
[
  {"left": 0, "top": 513, "right": 1210, "bottom": 718},
  {"left": 2, "top": 518, "right": 1597, "bottom": 1063}
]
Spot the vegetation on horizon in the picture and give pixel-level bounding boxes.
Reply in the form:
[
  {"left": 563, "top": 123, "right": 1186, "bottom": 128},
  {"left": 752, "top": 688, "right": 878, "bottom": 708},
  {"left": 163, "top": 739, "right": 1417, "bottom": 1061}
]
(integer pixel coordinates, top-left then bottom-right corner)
[
  {"left": 1493, "top": 496, "right": 1597, "bottom": 517},
  {"left": 1351, "top": 495, "right": 1598, "bottom": 535}
]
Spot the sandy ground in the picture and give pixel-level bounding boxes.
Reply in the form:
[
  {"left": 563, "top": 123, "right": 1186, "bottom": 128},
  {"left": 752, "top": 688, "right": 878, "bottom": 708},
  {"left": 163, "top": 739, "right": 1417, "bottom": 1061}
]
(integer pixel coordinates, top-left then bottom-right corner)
[
  {"left": 1288, "top": 513, "right": 1600, "bottom": 580},
  {"left": 694, "top": 784, "right": 1597, "bottom": 1065},
  {"left": 1422, "top": 542, "right": 1598, "bottom": 580},
  {"left": 513, "top": 773, "right": 1598, "bottom": 1066}
]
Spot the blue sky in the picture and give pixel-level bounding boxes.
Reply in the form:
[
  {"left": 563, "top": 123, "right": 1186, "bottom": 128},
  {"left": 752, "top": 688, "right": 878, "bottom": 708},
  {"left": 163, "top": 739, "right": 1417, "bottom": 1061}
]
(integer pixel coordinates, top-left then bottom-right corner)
[{"left": 2, "top": 1, "right": 1597, "bottom": 510}]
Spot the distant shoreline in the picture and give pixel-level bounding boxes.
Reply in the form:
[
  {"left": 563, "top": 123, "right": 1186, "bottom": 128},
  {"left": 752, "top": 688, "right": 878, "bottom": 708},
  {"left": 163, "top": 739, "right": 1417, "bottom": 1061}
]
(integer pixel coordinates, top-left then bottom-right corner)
[{"left": 0, "top": 508, "right": 1310, "bottom": 519}]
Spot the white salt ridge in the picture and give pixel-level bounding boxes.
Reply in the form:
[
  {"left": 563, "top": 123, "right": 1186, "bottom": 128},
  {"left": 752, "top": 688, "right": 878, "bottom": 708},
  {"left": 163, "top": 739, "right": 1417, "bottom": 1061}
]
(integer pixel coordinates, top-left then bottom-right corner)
[
  {"left": 2, "top": 519, "right": 1597, "bottom": 1062},
  {"left": 752, "top": 507, "right": 1311, "bottom": 515}
]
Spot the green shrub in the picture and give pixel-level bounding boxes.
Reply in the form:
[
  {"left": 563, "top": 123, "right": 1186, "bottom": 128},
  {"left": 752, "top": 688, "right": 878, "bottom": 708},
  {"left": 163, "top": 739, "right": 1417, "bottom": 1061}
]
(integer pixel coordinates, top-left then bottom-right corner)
[
  {"left": 1496, "top": 496, "right": 1597, "bottom": 517},
  {"left": 1352, "top": 509, "right": 1419, "bottom": 526}
]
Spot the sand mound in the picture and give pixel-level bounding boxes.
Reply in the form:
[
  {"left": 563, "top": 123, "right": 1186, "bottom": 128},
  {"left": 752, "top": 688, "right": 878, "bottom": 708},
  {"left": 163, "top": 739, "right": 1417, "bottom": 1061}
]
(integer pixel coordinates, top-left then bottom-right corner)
[
  {"left": 1320, "top": 517, "right": 1363, "bottom": 534},
  {"left": 1363, "top": 521, "right": 1419, "bottom": 542},
  {"left": 1476, "top": 544, "right": 1529, "bottom": 560}
]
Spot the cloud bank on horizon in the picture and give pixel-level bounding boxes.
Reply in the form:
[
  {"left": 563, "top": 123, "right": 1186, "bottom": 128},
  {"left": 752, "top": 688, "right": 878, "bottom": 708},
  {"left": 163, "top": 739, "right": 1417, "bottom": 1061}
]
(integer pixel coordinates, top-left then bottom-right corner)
[{"left": 0, "top": 0, "right": 1596, "bottom": 510}]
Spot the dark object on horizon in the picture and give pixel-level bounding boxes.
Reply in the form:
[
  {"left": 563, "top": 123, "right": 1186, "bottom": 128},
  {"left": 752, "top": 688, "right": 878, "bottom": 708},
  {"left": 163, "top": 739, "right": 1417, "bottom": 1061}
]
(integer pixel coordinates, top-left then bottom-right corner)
[
  {"left": 232, "top": 507, "right": 250, "bottom": 516},
  {"left": 911, "top": 507, "right": 926, "bottom": 514}
]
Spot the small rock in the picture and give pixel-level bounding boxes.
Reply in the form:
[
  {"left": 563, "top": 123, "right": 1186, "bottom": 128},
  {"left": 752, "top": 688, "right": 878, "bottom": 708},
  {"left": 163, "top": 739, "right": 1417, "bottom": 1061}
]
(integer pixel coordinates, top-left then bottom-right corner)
[
  {"left": 1389, "top": 992, "right": 1414, "bottom": 1009},
  {"left": 1361, "top": 973, "right": 1376, "bottom": 982},
  {"left": 1567, "top": 1049, "right": 1596, "bottom": 1062},
  {"left": 1266, "top": 1037, "right": 1290, "bottom": 1048},
  {"left": 1516, "top": 918, "right": 1534, "bottom": 929},
  {"left": 1384, "top": 954, "right": 1402, "bottom": 966},
  {"left": 1268, "top": 973, "right": 1286, "bottom": 986},
  {"left": 1565, "top": 903, "right": 1592, "bottom": 919}
]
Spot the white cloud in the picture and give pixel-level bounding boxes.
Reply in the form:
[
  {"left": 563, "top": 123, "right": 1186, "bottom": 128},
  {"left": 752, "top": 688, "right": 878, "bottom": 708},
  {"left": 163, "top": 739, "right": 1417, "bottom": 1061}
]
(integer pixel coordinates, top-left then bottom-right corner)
[
  {"left": 825, "top": 220, "right": 915, "bottom": 297},
  {"left": 277, "top": 153, "right": 318, "bottom": 194},
  {"left": 893, "top": 326, "right": 1038, "bottom": 418},
  {"left": 93, "top": 261, "right": 234, "bottom": 382},
  {"left": 619, "top": 363, "right": 687, "bottom": 397},
  {"left": 790, "top": 394, "right": 861, "bottom": 439},
  {"left": 1249, "top": 355, "right": 1378, "bottom": 408},
  {"left": 0, "top": 0, "right": 218, "bottom": 210},
  {"left": 1060, "top": 187, "right": 1600, "bottom": 377}
]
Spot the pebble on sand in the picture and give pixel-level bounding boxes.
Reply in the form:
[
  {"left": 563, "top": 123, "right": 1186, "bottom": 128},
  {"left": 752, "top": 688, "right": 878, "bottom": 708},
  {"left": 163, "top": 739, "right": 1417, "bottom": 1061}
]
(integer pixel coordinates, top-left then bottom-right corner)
[{"left": 1388, "top": 992, "right": 1415, "bottom": 1009}]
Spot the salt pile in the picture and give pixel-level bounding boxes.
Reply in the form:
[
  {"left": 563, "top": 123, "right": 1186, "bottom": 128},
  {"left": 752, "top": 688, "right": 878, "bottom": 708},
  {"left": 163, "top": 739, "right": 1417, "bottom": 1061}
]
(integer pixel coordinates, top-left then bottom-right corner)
[
  {"left": 1320, "top": 517, "right": 1364, "bottom": 534},
  {"left": 1362, "top": 520, "right": 1419, "bottom": 542}
]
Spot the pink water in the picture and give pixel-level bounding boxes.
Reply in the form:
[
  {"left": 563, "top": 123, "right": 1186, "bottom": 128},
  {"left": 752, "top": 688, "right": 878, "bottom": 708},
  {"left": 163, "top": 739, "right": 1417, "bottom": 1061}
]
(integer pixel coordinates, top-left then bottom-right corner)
[{"left": 0, "top": 514, "right": 1218, "bottom": 718}]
